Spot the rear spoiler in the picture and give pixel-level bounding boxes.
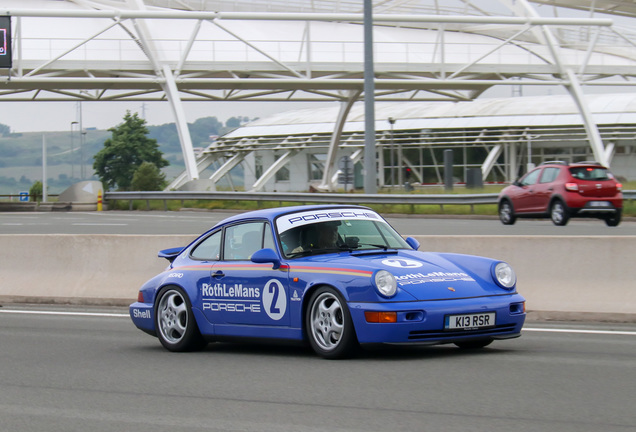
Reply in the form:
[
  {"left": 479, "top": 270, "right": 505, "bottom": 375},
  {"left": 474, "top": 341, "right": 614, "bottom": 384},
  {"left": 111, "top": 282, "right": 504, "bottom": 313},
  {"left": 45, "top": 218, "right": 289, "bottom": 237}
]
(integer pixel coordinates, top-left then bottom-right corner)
[{"left": 158, "top": 247, "right": 184, "bottom": 263}]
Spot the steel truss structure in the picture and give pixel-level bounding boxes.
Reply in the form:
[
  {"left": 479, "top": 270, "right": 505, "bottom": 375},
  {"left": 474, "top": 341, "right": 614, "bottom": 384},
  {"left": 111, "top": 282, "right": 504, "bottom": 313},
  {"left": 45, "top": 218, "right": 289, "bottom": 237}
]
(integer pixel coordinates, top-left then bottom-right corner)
[
  {"left": 2, "top": 1, "right": 636, "bottom": 190},
  {"left": 196, "top": 92, "right": 636, "bottom": 192}
]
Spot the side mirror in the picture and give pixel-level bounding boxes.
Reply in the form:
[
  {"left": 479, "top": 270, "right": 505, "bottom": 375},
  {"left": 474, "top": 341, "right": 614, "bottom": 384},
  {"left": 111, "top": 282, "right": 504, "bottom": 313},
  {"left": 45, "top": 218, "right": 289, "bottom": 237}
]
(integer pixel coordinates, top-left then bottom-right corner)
[
  {"left": 513, "top": 179, "right": 522, "bottom": 187},
  {"left": 250, "top": 248, "right": 281, "bottom": 269},
  {"left": 405, "top": 237, "right": 420, "bottom": 251}
]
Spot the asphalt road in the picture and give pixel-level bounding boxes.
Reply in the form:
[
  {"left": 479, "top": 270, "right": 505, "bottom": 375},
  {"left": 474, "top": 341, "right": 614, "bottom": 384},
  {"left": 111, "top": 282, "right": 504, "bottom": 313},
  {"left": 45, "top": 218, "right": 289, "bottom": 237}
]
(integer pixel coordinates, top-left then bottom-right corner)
[
  {"left": 0, "top": 306, "right": 635, "bottom": 432},
  {"left": 1, "top": 210, "right": 636, "bottom": 235}
]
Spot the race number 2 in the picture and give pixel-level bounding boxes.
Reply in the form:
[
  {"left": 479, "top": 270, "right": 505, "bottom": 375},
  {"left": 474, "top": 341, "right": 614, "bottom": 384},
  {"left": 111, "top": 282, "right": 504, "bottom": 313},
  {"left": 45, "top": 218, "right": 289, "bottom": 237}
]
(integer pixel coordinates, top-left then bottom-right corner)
[{"left": 262, "top": 279, "right": 287, "bottom": 320}]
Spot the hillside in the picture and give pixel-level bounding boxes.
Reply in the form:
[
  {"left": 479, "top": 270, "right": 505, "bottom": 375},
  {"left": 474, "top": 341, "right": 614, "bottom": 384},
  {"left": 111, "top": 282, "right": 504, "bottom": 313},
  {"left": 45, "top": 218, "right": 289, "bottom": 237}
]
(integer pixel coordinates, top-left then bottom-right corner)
[{"left": 0, "top": 116, "right": 247, "bottom": 195}]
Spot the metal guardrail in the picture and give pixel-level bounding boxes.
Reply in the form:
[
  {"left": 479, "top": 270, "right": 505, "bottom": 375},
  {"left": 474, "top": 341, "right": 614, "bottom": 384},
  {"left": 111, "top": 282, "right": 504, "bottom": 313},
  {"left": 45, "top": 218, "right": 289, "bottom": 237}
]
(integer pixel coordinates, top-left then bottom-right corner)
[
  {"left": 104, "top": 189, "right": 636, "bottom": 210},
  {"left": 1, "top": 190, "right": 633, "bottom": 212},
  {"left": 2, "top": 190, "right": 633, "bottom": 204},
  {"left": 104, "top": 190, "right": 501, "bottom": 207}
]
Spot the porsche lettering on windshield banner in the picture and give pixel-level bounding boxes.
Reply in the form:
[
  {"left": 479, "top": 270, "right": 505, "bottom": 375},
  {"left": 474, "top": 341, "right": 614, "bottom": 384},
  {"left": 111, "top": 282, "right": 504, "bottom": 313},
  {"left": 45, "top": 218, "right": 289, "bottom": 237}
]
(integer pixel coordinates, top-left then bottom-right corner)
[{"left": 276, "top": 208, "right": 381, "bottom": 233}]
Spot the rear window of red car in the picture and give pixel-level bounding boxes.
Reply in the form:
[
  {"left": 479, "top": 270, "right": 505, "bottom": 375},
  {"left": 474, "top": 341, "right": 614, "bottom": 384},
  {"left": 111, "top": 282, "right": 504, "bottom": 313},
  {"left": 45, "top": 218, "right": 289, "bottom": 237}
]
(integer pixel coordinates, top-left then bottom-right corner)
[{"left": 569, "top": 167, "right": 610, "bottom": 181}]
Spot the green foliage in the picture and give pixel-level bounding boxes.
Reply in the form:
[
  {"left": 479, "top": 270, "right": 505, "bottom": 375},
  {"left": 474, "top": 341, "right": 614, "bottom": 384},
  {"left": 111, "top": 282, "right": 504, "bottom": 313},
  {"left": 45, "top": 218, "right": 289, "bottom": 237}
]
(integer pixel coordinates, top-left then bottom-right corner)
[
  {"left": 29, "top": 181, "right": 43, "bottom": 202},
  {"left": 131, "top": 161, "right": 167, "bottom": 191},
  {"left": 93, "top": 111, "right": 169, "bottom": 191},
  {"left": 225, "top": 116, "right": 248, "bottom": 129},
  {"left": 0, "top": 122, "right": 10, "bottom": 137}
]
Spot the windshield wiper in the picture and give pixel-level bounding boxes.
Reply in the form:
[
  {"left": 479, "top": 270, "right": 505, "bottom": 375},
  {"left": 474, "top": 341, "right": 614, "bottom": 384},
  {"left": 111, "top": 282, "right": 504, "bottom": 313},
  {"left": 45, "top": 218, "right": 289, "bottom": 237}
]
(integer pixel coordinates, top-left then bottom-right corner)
[
  {"left": 356, "top": 242, "right": 390, "bottom": 250},
  {"left": 286, "top": 246, "right": 353, "bottom": 258}
]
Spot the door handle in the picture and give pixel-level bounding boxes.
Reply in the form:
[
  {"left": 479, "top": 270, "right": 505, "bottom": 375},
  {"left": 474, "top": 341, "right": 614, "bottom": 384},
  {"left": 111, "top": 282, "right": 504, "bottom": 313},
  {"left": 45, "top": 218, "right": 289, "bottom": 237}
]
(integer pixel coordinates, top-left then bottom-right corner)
[{"left": 212, "top": 270, "right": 225, "bottom": 278}]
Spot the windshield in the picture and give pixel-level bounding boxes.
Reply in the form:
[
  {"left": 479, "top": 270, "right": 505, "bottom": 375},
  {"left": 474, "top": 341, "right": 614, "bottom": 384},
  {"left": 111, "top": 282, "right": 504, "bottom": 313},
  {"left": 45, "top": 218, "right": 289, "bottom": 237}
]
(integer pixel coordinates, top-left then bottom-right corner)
[{"left": 276, "top": 208, "right": 411, "bottom": 258}]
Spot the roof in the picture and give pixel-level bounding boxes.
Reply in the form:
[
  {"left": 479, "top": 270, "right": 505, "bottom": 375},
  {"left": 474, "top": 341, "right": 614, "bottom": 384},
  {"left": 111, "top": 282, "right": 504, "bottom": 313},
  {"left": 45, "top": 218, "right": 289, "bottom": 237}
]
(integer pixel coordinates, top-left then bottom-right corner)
[{"left": 225, "top": 93, "right": 636, "bottom": 138}]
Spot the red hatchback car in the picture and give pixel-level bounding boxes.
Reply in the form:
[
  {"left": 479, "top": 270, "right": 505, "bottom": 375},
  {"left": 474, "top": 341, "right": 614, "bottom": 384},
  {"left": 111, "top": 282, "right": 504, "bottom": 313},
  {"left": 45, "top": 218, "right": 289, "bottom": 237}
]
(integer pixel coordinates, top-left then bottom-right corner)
[{"left": 498, "top": 161, "right": 623, "bottom": 226}]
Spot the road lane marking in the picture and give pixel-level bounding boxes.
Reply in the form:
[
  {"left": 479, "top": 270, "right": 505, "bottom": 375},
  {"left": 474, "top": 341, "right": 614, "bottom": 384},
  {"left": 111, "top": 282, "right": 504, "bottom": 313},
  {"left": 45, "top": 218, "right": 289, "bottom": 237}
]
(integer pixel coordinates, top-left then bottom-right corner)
[
  {"left": 0, "top": 309, "right": 129, "bottom": 318},
  {"left": 1, "top": 309, "right": 635, "bottom": 336},
  {"left": 71, "top": 223, "right": 128, "bottom": 226},
  {"left": 523, "top": 327, "right": 636, "bottom": 336}
]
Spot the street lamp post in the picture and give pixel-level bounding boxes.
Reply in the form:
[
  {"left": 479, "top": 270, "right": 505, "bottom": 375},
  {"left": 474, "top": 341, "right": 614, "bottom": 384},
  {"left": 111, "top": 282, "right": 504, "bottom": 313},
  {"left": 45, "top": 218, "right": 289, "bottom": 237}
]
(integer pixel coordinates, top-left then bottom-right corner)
[
  {"left": 70, "top": 121, "right": 78, "bottom": 179},
  {"left": 388, "top": 117, "right": 395, "bottom": 188}
]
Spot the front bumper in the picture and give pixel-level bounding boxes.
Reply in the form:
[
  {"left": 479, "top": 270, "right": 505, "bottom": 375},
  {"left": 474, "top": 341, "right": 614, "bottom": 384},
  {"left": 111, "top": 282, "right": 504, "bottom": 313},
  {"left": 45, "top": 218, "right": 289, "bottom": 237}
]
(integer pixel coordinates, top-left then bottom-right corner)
[{"left": 348, "top": 294, "right": 526, "bottom": 345}]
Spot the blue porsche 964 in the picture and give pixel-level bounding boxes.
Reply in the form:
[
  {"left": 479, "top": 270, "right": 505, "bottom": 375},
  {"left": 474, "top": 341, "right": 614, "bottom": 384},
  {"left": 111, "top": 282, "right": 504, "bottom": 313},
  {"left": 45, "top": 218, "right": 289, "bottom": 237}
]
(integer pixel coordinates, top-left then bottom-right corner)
[{"left": 130, "top": 205, "right": 526, "bottom": 358}]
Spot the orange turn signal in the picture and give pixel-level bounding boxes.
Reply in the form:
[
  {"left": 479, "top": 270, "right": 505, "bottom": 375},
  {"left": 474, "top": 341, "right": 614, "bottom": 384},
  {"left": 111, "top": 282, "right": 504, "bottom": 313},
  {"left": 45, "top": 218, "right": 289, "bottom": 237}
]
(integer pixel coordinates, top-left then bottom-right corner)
[{"left": 365, "top": 311, "right": 397, "bottom": 323}]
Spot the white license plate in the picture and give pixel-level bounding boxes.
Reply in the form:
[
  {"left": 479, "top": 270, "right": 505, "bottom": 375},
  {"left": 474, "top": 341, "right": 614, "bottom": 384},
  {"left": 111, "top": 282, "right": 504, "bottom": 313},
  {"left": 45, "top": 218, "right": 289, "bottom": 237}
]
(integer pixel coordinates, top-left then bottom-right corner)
[
  {"left": 589, "top": 201, "right": 611, "bottom": 207},
  {"left": 444, "top": 312, "right": 495, "bottom": 330}
]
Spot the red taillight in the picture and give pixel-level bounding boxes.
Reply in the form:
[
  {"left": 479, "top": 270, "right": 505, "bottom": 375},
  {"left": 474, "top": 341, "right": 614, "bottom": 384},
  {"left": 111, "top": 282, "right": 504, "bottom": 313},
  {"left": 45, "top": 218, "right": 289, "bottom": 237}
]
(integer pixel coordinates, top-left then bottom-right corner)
[
  {"left": 137, "top": 291, "right": 144, "bottom": 302},
  {"left": 365, "top": 311, "right": 397, "bottom": 323},
  {"left": 617, "top": 183, "right": 623, "bottom": 191},
  {"left": 565, "top": 182, "right": 579, "bottom": 192}
]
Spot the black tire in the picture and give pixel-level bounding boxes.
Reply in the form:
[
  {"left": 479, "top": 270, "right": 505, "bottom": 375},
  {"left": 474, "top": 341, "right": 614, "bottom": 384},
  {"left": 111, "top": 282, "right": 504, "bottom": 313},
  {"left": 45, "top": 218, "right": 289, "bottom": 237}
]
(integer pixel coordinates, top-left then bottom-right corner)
[
  {"left": 454, "top": 338, "right": 493, "bottom": 349},
  {"left": 605, "top": 209, "right": 622, "bottom": 227},
  {"left": 305, "top": 287, "right": 358, "bottom": 359},
  {"left": 550, "top": 200, "right": 570, "bottom": 226},
  {"left": 155, "top": 286, "right": 207, "bottom": 352},
  {"left": 498, "top": 200, "right": 516, "bottom": 225}
]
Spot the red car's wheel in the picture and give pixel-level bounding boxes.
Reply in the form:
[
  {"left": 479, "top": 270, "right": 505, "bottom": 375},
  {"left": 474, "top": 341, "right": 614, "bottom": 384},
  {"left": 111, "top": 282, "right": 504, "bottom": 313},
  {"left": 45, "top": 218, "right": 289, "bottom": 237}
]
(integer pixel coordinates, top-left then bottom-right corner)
[
  {"left": 605, "top": 209, "right": 622, "bottom": 227},
  {"left": 498, "top": 200, "right": 516, "bottom": 225},
  {"left": 550, "top": 200, "right": 570, "bottom": 226}
]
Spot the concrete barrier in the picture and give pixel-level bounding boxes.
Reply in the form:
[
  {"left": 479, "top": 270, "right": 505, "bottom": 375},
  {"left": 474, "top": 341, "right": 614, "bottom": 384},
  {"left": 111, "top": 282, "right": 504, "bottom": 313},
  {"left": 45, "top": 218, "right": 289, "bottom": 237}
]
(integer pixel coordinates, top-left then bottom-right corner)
[
  {"left": 0, "top": 235, "right": 195, "bottom": 305},
  {"left": 1, "top": 234, "right": 634, "bottom": 321}
]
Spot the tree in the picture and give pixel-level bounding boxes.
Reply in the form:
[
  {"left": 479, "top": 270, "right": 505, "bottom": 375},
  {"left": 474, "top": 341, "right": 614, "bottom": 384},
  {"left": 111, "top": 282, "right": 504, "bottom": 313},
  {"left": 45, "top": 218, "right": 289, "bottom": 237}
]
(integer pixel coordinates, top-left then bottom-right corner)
[
  {"left": 93, "top": 111, "right": 169, "bottom": 191},
  {"left": 30, "top": 181, "right": 42, "bottom": 202},
  {"left": 131, "top": 161, "right": 167, "bottom": 191},
  {"left": 0, "top": 122, "right": 10, "bottom": 136},
  {"left": 225, "top": 116, "right": 244, "bottom": 129}
]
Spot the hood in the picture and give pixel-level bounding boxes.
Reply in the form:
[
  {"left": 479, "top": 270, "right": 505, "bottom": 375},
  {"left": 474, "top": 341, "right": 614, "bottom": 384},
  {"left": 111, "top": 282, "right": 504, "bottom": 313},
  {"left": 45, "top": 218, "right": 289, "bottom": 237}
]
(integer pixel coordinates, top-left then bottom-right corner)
[{"left": 296, "top": 250, "right": 512, "bottom": 301}]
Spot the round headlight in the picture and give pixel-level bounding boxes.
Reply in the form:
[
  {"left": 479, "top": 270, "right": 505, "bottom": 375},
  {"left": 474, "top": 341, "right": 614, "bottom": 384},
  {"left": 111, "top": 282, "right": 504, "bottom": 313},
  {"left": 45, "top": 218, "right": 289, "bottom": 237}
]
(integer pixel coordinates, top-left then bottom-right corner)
[
  {"left": 493, "top": 262, "right": 516, "bottom": 289},
  {"left": 374, "top": 270, "right": 397, "bottom": 297}
]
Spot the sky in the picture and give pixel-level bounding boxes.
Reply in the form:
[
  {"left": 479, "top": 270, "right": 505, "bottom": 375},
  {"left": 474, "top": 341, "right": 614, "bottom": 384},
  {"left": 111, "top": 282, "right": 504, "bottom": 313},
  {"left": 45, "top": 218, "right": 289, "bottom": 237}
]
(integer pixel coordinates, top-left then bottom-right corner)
[{"left": 0, "top": 100, "right": 334, "bottom": 133}]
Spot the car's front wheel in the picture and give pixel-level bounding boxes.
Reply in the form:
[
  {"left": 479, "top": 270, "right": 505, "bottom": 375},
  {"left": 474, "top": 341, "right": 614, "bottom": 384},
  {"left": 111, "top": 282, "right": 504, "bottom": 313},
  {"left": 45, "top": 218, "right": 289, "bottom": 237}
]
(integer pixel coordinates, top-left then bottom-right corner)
[
  {"left": 306, "top": 287, "right": 358, "bottom": 359},
  {"left": 498, "top": 200, "right": 516, "bottom": 225},
  {"left": 550, "top": 200, "right": 570, "bottom": 226},
  {"left": 155, "top": 286, "right": 207, "bottom": 352}
]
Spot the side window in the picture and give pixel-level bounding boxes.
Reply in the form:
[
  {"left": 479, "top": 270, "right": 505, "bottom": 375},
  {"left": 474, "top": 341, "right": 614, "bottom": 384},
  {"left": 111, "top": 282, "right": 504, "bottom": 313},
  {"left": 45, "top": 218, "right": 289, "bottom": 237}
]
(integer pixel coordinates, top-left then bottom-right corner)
[
  {"left": 520, "top": 168, "right": 541, "bottom": 186},
  {"left": 223, "top": 222, "right": 266, "bottom": 261},
  {"left": 191, "top": 231, "right": 221, "bottom": 261},
  {"left": 539, "top": 167, "right": 560, "bottom": 184}
]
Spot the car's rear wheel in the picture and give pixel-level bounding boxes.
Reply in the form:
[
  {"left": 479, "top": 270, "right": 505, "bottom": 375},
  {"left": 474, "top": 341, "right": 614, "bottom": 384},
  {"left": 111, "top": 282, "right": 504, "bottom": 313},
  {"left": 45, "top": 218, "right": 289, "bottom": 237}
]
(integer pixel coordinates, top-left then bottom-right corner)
[
  {"left": 455, "top": 338, "right": 493, "bottom": 349},
  {"left": 605, "top": 209, "right": 622, "bottom": 227},
  {"left": 155, "top": 286, "right": 207, "bottom": 352},
  {"left": 550, "top": 200, "right": 570, "bottom": 226},
  {"left": 498, "top": 200, "right": 516, "bottom": 225},
  {"left": 306, "top": 287, "right": 358, "bottom": 359}
]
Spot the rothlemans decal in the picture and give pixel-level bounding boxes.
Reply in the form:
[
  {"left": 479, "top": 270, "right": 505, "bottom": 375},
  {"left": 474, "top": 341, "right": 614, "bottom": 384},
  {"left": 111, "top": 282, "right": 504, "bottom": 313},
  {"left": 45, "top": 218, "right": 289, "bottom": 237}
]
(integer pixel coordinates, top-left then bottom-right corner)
[
  {"left": 202, "top": 282, "right": 262, "bottom": 313},
  {"left": 397, "top": 271, "right": 475, "bottom": 285},
  {"left": 201, "top": 279, "right": 288, "bottom": 320}
]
